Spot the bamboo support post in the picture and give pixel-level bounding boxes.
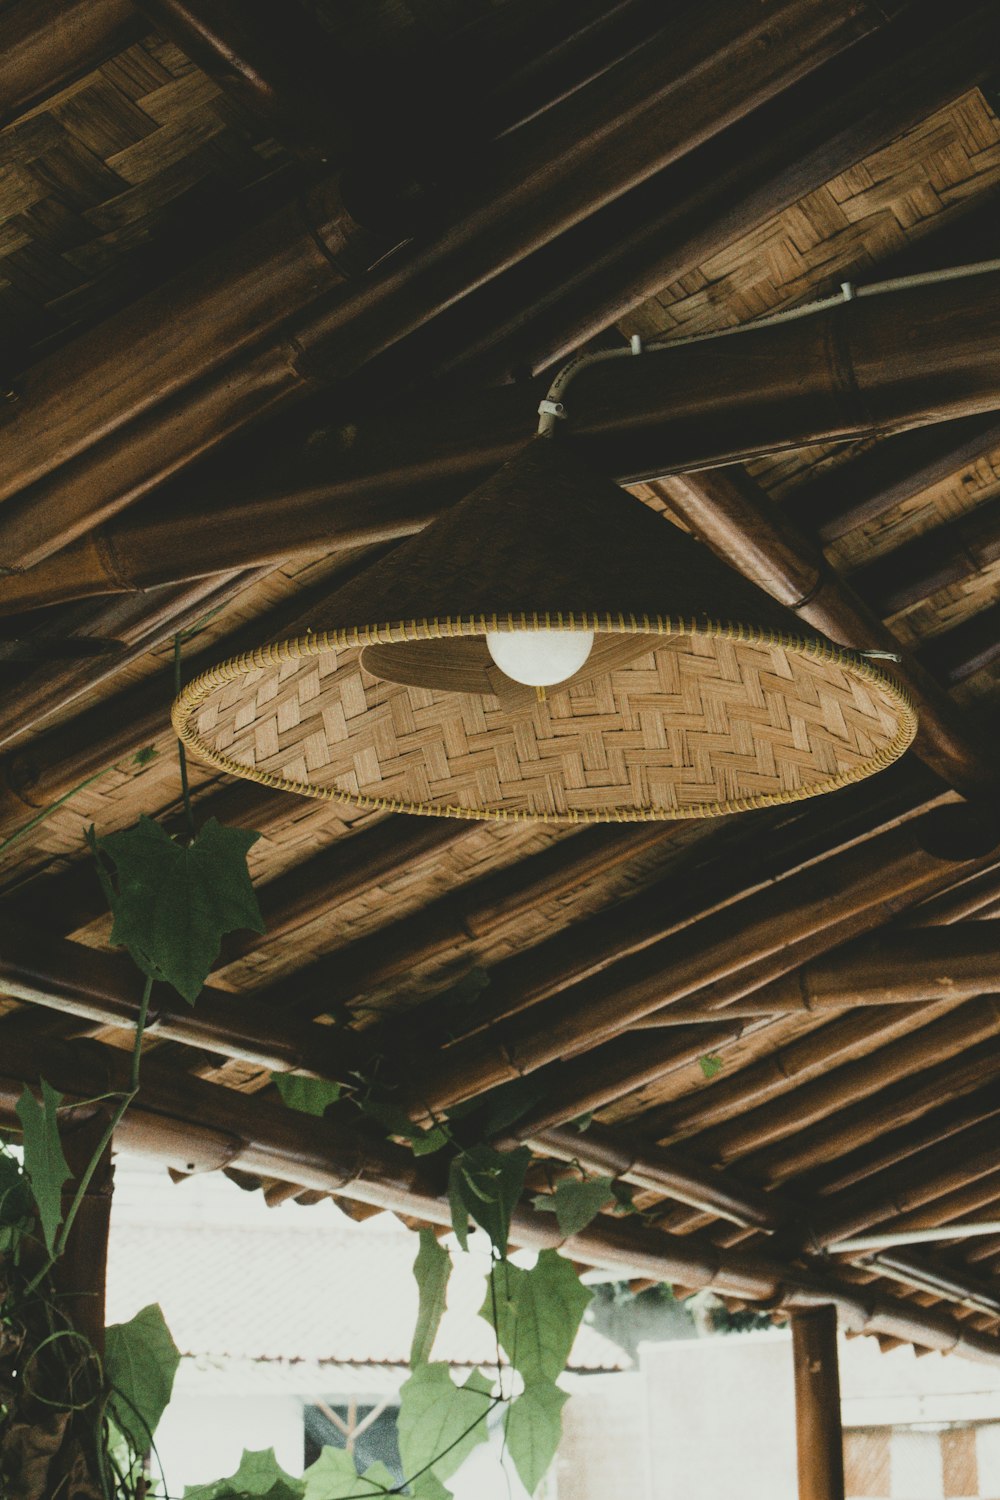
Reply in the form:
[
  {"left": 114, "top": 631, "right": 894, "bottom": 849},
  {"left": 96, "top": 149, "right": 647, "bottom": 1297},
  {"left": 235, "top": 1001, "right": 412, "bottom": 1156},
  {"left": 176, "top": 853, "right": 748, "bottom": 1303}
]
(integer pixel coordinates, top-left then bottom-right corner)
[{"left": 792, "top": 1307, "right": 846, "bottom": 1500}]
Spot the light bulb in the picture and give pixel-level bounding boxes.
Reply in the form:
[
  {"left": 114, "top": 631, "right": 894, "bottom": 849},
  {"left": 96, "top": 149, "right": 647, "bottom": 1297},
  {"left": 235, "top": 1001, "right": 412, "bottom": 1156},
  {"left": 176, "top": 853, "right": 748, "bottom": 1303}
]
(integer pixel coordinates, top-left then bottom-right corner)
[{"left": 485, "top": 628, "right": 595, "bottom": 687}]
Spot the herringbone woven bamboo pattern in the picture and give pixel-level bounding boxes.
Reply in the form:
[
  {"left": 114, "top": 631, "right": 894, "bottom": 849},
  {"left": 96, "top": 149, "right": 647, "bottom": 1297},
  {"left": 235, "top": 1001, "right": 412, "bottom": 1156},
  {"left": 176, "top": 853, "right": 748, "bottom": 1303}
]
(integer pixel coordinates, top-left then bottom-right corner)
[{"left": 177, "top": 622, "right": 914, "bottom": 822}]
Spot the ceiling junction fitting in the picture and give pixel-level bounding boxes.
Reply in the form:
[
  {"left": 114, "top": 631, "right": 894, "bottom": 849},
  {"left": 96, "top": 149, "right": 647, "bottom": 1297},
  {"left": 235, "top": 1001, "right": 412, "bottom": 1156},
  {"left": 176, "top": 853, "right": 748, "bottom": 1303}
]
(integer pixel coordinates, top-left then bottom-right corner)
[{"left": 169, "top": 269, "right": 970, "bottom": 821}]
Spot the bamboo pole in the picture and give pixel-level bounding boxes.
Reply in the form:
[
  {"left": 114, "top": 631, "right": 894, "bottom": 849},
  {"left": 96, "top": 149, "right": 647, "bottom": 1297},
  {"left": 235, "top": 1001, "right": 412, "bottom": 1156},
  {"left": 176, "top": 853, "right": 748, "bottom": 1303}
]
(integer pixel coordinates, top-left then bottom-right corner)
[
  {"left": 2, "top": 1031, "right": 1000, "bottom": 1363},
  {"left": 270, "top": 764, "right": 938, "bottom": 1024},
  {"left": 920, "top": 601, "right": 1000, "bottom": 687},
  {"left": 719, "top": 925, "right": 1000, "bottom": 1016},
  {"left": 850, "top": 497, "right": 1000, "bottom": 617},
  {"left": 660, "top": 997, "right": 1000, "bottom": 1162},
  {"left": 653, "top": 467, "right": 996, "bottom": 795},
  {"left": 0, "top": 921, "right": 367, "bottom": 1078},
  {"left": 792, "top": 1308, "right": 845, "bottom": 1500},
  {"left": 785, "top": 415, "right": 1000, "bottom": 547},
  {"left": 0, "top": 0, "right": 143, "bottom": 127},
  {"left": 813, "top": 1115, "right": 1000, "bottom": 1247},
  {"left": 741, "top": 1049, "right": 1000, "bottom": 1194},
  {"left": 10, "top": 256, "right": 1000, "bottom": 614},
  {"left": 409, "top": 811, "right": 1000, "bottom": 1115}
]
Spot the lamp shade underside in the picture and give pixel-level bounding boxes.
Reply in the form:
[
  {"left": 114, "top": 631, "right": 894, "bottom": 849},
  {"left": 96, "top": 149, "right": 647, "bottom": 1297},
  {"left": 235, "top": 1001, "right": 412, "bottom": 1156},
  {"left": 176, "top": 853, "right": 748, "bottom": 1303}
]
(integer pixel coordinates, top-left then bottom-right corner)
[{"left": 173, "top": 617, "right": 916, "bottom": 822}]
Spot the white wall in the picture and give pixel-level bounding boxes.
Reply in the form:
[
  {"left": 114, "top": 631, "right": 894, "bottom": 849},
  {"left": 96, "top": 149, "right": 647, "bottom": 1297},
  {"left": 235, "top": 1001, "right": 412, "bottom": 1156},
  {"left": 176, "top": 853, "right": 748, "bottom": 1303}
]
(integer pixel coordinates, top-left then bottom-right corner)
[
  {"left": 153, "top": 1392, "right": 304, "bottom": 1491},
  {"left": 640, "top": 1335, "right": 798, "bottom": 1500}
]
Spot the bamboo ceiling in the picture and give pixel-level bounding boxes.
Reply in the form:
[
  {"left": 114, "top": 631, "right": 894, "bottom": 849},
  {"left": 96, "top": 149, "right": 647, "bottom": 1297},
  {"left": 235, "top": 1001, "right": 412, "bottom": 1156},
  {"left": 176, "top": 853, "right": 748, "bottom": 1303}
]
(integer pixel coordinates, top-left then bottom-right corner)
[{"left": 1, "top": 0, "right": 1000, "bottom": 1360}]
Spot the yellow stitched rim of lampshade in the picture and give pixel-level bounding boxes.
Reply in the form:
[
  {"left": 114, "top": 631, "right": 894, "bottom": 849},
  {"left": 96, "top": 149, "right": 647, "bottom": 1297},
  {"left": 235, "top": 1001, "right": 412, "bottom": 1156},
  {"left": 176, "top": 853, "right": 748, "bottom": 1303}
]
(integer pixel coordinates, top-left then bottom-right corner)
[{"left": 172, "top": 613, "right": 918, "bottom": 824}]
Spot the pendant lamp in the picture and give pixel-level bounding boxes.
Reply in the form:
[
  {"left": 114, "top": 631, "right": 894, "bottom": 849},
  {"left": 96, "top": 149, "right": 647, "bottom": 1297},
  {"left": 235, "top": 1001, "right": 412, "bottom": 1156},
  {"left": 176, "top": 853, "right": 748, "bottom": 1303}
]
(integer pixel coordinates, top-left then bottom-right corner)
[{"left": 173, "top": 436, "right": 916, "bottom": 823}]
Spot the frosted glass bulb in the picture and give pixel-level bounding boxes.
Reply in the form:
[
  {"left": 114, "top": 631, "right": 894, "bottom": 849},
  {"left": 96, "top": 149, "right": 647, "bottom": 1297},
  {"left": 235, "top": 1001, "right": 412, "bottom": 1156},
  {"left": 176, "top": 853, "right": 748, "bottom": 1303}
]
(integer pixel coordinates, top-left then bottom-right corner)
[{"left": 485, "top": 628, "right": 595, "bottom": 687}]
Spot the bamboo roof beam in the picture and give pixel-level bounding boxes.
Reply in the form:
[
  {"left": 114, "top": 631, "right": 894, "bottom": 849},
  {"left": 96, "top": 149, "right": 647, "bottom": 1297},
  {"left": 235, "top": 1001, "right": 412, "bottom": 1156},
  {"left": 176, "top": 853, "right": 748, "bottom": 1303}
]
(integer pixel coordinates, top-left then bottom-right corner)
[
  {"left": 12, "top": 255, "right": 1000, "bottom": 615},
  {"left": 0, "top": 920, "right": 366, "bottom": 1079},
  {"left": 2, "top": 1031, "right": 1000, "bottom": 1363},
  {"left": 407, "top": 811, "right": 1000, "bottom": 1117},
  {"left": 790, "top": 413, "right": 1000, "bottom": 545},
  {"left": 705, "top": 925, "right": 1000, "bottom": 1017},
  {"left": 0, "top": 0, "right": 890, "bottom": 577},
  {"left": 269, "top": 762, "right": 938, "bottom": 1024}
]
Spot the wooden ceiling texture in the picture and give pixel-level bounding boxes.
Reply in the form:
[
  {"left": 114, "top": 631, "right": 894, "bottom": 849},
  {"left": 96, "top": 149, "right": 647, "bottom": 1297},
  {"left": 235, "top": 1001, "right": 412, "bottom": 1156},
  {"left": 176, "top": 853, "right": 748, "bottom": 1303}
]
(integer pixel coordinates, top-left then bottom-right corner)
[{"left": 1, "top": 0, "right": 1000, "bottom": 1365}]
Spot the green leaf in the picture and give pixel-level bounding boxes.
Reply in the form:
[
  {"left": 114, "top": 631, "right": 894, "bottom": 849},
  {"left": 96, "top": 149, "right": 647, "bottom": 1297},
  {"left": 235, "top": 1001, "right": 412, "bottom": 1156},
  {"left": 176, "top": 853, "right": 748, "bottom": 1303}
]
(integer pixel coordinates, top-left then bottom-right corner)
[
  {"left": 551, "top": 1176, "right": 615, "bottom": 1238},
  {"left": 0, "top": 1147, "right": 34, "bottom": 1252},
  {"left": 449, "top": 1145, "right": 532, "bottom": 1258},
  {"left": 410, "top": 1125, "right": 449, "bottom": 1156},
  {"left": 410, "top": 1229, "right": 451, "bottom": 1367},
  {"left": 93, "top": 815, "right": 264, "bottom": 1003},
  {"left": 474, "top": 1080, "right": 544, "bottom": 1140},
  {"left": 302, "top": 1449, "right": 395, "bottom": 1499},
  {"left": 407, "top": 1474, "right": 452, "bottom": 1500},
  {"left": 504, "top": 1383, "right": 569, "bottom": 1494},
  {"left": 184, "top": 1448, "right": 305, "bottom": 1499},
  {"left": 480, "top": 1252, "right": 592, "bottom": 1385},
  {"left": 699, "top": 1053, "right": 724, "bottom": 1081},
  {"left": 272, "top": 1074, "right": 341, "bottom": 1117},
  {"left": 132, "top": 745, "right": 159, "bottom": 767},
  {"left": 397, "top": 1363, "right": 493, "bottom": 1483},
  {"left": 610, "top": 1181, "right": 638, "bottom": 1216},
  {"left": 15, "top": 1081, "right": 70, "bottom": 1256},
  {"left": 105, "top": 1303, "right": 180, "bottom": 1455},
  {"left": 359, "top": 1098, "right": 422, "bottom": 1139}
]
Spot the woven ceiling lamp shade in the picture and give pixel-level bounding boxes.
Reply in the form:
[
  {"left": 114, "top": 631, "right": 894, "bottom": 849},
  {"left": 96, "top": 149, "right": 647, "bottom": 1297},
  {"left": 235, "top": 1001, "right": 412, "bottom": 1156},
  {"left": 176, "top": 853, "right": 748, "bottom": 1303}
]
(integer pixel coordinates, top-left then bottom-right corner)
[{"left": 173, "top": 441, "right": 916, "bottom": 823}]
